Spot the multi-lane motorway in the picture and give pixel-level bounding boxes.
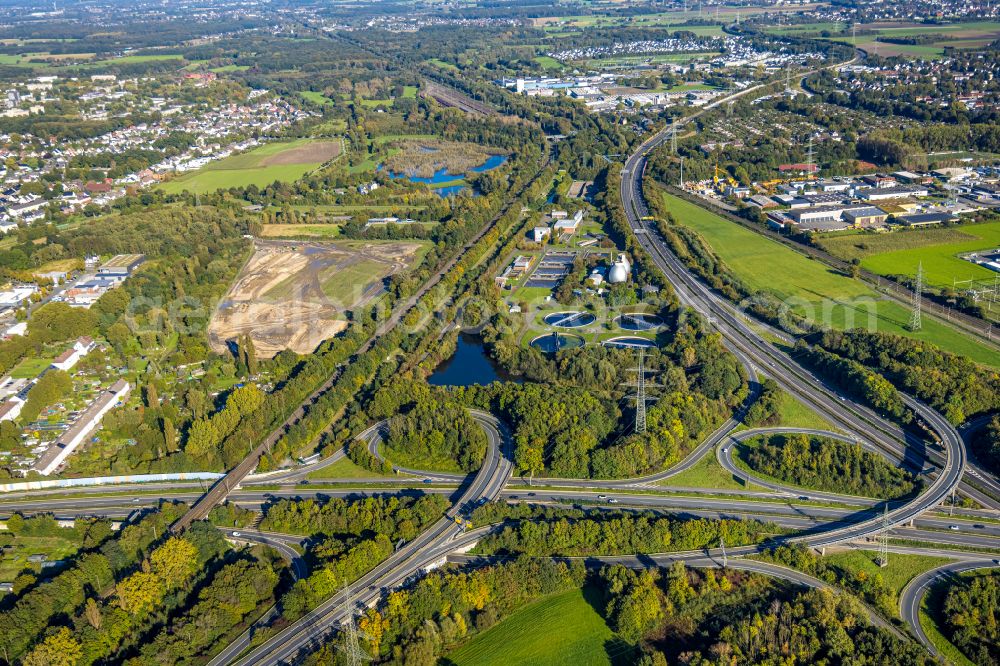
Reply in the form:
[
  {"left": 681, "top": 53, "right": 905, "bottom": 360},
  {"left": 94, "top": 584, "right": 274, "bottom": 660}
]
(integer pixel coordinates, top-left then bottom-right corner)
[
  {"left": 2, "top": 59, "right": 997, "bottom": 665},
  {"left": 223, "top": 410, "right": 513, "bottom": 665},
  {"left": 619, "top": 100, "right": 970, "bottom": 548}
]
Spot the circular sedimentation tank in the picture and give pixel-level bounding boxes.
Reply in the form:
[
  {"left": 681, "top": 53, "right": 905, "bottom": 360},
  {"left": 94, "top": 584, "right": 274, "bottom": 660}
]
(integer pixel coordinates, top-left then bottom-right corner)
[
  {"left": 614, "top": 313, "right": 663, "bottom": 331},
  {"left": 542, "top": 311, "right": 596, "bottom": 328},
  {"left": 603, "top": 336, "right": 656, "bottom": 349},
  {"left": 530, "top": 332, "right": 586, "bottom": 353}
]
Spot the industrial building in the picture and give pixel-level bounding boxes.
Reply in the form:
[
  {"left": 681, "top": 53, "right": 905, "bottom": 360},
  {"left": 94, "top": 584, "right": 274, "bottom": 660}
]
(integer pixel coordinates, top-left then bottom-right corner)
[{"left": 96, "top": 254, "right": 145, "bottom": 278}]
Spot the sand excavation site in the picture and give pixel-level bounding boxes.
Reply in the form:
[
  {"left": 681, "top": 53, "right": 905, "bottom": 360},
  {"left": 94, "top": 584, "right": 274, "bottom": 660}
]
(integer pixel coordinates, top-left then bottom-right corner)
[{"left": 209, "top": 239, "right": 425, "bottom": 358}]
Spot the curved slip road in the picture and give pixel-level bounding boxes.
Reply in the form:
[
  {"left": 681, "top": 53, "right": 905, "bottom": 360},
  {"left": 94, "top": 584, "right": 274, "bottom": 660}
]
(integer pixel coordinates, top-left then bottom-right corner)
[
  {"left": 442, "top": 536, "right": 905, "bottom": 636},
  {"left": 227, "top": 529, "right": 308, "bottom": 580},
  {"left": 618, "top": 88, "right": 971, "bottom": 547},
  {"left": 226, "top": 410, "right": 513, "bottom": 666},
  {"left": 717, "top": 427, "right": 908, "bottom": 505},
  {"left": 899, "top": 559, "right": 1000, "bottom": 662}
]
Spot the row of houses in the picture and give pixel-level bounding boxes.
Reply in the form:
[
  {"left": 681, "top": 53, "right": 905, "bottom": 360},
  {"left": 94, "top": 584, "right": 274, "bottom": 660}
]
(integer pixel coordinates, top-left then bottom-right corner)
[{"left": 0, "top": 81, "right": 314, "bottom": 228}]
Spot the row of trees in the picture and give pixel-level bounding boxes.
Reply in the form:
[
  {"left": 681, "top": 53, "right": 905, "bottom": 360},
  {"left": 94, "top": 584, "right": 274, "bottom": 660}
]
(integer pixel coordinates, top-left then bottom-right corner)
[
  {"left": 9, "top": 511, "right": 284, "bottom": 666},
  {"left": 602, "top": 546, "right": 923, "bottom": 663},
  {"left": 793, "top": 342, "right": 909, "bottom": 422},
  {"left": 259, "top": 493, "right": 449, "bottom": 540},
  {"left": 760, "top": 544, "right": 900, "bottom": 618},
  {"left": 814, "top": 329, "right": 1000, "bottom": 426},
  {"left": 303, "top": 556, "right": 587, "bottom": 666},
  {"left": 131, "top": 554, "right": 280, "bottom": 665},
  {"left": 384, "top": 395, "right": 488, "bottom": 473},
  {"left": 974, "top": 417, "right": 1000, "bottom": 476},
  {"left": 275, "top": 493, "right": 447, "bottom": 621},
  {"left": 742, "top": 433, "right": 918, "bottom": 499},
  {"left": 475, "top": 509, "right": 776, "bottom": 557}
]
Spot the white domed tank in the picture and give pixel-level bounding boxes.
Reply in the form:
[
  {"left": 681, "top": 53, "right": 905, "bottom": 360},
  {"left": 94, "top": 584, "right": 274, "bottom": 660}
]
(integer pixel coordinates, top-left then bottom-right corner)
[{"left": 608, "top": 255, "right": 631, "bottom": 284}]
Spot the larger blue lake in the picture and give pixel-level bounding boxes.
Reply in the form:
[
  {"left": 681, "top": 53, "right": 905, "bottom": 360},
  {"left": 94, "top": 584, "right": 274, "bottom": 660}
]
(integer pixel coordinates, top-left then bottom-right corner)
[
  {"left": 383, "top": 154, "right": 507, "bottom": 197},
  {"left": 428, "top": 333, "right": 519, "bottom": 386}
]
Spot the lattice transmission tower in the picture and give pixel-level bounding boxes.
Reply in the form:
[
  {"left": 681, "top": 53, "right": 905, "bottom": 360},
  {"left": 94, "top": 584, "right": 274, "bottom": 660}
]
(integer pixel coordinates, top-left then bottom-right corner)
[
  {"left": 337, "top": 585, "right": 372, "bottom": 666},
  {"left": 634, "top": 348, "right": 647, "bottom": 434},
  {"left": 877, "top": 504, "right": 889, "bottom": 568},
  {"left": 910, "top": 261, "right": 924, "bottom": 331}
]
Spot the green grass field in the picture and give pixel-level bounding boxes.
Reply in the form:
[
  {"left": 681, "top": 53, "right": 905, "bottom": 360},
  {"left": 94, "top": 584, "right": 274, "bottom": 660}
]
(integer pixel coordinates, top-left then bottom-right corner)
[
  {"left": 305, "top": 455, "right": 395, "bottom": 480},
  {"left": 0, "top": 54, "right": 38, "bottom": 66},
  {"left": 259, "top": 224, "right": 342, "bottom": 239},
  {"left": 823, "top": 549, "right": 952, "bottom": 605},
  {"left": 764, "top": 20, "right": 1000, "bottom": 57},
  {"left": 533, "top": 55, "right": 563, "bottom": 69},
  {"left": 159, "top": 138, "right": 338, "bottom": 195},
  {"left": 538, "top": 4, "right": 816, "bottom": 31},
  {"left": 919, "top": 605, "right": 977, "bottom": 666},
  {"left": 0, "top": 534, "right": 82, "bottom": 582},
  {"left": 426, "top": 58, "right": 459, "bottom": 71},
  {"left": 300, "top": 90, "right": 332, "bottom": 105},
  {"left": 856, "top": 222, "right": 1000, "bottom": 287},
  {"left": 660, "top": 193, "right": 1000, "bottom": 366},
  {"left": 86, "top": 53, "right": 185, "bottom": 67},
  {"left": 380, "top": 441, "right": 463, "bottom": 474},
  {"left": 659, "top": 452, "right": 746, "bottom": 490},
  {"left": 359, "top": 97, "right": 394, "bottom": 108},
  {"left": 320, "top": 258, "right": 386, "bottom": 305},
  {"left": 447, "top": 587, "right": 631, "bottom": 666},
  {"left": 210, "top": 64, "right": 249, "bottom": 73},
  {"left": 770, "top": 389, "right": 835, "bottom": 430},
  {"left": 10, "top": 357, "right": 53, "bottom": 379}
]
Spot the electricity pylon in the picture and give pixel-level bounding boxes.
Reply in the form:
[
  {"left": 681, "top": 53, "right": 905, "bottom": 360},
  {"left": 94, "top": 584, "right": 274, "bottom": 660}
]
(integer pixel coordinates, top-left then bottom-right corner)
[
  {"left": 634, "top": 348, "right": 647, "bottom": 434},
  {"left": 910, "top": 261, "right": 923, "bottom": 331},
  {"left": 337, "top": 585, "right": 372, "bottom": 666},
  {"left": 877, "top": 504, "right": 889, "bottom": 568}
]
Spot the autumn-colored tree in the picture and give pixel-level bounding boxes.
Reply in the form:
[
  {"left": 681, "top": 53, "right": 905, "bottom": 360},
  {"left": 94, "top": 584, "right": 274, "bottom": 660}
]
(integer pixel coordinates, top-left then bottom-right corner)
[
  {"left": 22, "top": 628, "right": 82, "bottom": 666},
  {"left": 115, "top": 571, "right": 163, "bottom": 615},
  {"left": 84, "top": 597, "right": 102, "bottom": 629},
  {"left": 150, "top": 537, "right": 199, "bottom": 589}
]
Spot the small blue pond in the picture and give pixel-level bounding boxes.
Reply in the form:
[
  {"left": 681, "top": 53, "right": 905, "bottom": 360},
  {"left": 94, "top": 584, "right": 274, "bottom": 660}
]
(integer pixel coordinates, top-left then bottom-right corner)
[{"left": 428, "top": 333, "right": 518, "bottom": 386}]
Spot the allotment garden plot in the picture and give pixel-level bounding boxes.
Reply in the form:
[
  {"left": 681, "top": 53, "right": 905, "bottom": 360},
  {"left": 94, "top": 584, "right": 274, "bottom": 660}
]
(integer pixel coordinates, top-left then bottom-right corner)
[{"left": 209, "top": 240, "right": 425, "bottom": 358}]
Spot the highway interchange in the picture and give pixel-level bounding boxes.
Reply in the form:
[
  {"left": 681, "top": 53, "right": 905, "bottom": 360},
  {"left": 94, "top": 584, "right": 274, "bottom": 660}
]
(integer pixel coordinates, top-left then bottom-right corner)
[{"left": 3, "top": 60, "right": 999, "bottom": 665}]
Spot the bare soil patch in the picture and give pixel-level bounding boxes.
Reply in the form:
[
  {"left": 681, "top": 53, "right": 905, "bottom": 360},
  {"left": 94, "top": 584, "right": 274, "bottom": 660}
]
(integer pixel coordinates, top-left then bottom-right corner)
[{"left": 209, "top": 239, "right": 423, "bottom": 357}]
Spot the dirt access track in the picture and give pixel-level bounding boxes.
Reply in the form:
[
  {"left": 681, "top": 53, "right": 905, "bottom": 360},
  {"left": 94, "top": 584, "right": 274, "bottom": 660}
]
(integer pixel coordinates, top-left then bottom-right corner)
[{"left": 208, "top": 239, "right": 424, "bottom": 358}]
